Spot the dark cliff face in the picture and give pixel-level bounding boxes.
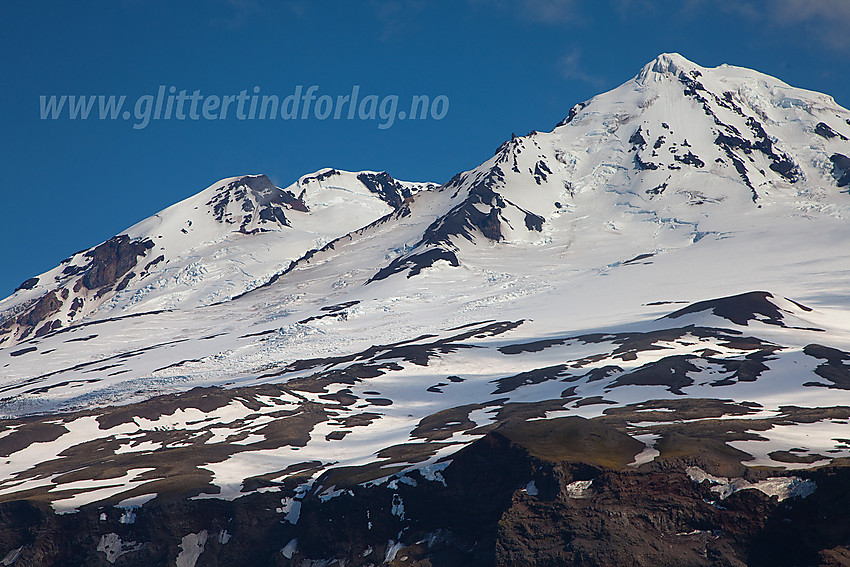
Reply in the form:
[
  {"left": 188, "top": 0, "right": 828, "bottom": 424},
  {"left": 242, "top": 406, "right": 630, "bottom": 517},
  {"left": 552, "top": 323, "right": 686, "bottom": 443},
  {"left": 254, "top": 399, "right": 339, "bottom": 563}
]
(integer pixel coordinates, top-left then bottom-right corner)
[
  {"left": 1, "top": 426, "right": 848, "bottom": 567},
  {"left": 0, "top": 235, "right": 155, "bottom": 344},
  {"left": 81, "top": 236, "right": 155, "bottom": 290}
]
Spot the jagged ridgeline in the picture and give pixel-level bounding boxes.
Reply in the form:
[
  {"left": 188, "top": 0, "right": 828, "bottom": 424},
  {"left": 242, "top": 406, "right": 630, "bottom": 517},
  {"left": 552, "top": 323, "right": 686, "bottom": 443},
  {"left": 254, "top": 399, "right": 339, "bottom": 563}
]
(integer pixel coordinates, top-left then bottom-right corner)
[{"left": 1, "top": 54, "right": 850, "bottom": 566}]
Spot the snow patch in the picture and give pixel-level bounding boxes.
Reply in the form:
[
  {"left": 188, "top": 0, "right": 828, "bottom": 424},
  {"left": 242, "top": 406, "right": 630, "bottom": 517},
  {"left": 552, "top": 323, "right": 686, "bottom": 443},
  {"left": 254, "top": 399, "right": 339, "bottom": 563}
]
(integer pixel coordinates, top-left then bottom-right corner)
[
  {"left": 628, "top": 433, "right": 661, "bottom": 466},
  {"left": 565, "top": 479, "right": 593, "bottom": 499},
  {"left": 419, "top": 461, "right": 450, "bottom": 486},
  {"left": 281, "top": 538, "right": 298, "bottom": 559},
  {"left": 384, "top": 540, "right": 404, "bottom": 563},
  {"left": 97, "top": 533, "right": 143, "bottom": 564},
  {"left": 686, "top": 467, "right": 816, "bottom": 501},
  {"left": 118, "top": 508, "right": 136, "bottom": 524},
  {"left": 176, "top": 530, "right": 208, "bottom": 567},
  {"left": 391, "top": 493, "right": 405, "bottom": 519},
  {"left": 1, "top": 547, "right": 22, "bottom": 566},
  {"left": 279, "top": 497, "right": 302, "bottom": 524}
]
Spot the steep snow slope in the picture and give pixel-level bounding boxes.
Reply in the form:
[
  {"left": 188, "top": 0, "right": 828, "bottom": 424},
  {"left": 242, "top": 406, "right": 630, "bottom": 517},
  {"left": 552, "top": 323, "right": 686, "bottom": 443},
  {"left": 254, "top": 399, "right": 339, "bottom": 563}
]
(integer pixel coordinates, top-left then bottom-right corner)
[{"left": 0, "top": 53, "right": 849, "bottom": 522}]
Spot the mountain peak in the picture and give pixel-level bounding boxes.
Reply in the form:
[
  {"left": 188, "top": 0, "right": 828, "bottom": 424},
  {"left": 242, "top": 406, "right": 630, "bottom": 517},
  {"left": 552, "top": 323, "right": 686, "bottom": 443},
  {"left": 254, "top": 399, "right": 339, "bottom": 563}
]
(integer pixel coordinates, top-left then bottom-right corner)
[{"left": 636, "top": 52, "right": 700, "bottom": 83}]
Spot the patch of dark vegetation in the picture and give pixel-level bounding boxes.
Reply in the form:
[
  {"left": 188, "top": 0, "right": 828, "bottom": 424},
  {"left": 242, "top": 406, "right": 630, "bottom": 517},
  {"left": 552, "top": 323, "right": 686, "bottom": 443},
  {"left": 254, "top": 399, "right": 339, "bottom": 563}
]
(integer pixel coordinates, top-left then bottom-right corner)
[
  {"left": 499, "top": 323, "right": 779, "bottom": 370},
  {"left": 497, "top": 416, "right": 644, "bottom": 468},
  {"left": 411, "top": 403, "right": 494, "bottom": 442},
  {"left": 707, "top": 353, "right": 775, "bottom": 386},
  {"left": 768, "top": 450, "right": 825, "bottom": 464},
  {"left": 0, "top": 420, "right": 68, "bottom": 457},
  {"left": 2, "top": 451, "right": 850, "bottom": 567},
  {"left": 573, "top": 396, "right": 617, "bottom": 407}
]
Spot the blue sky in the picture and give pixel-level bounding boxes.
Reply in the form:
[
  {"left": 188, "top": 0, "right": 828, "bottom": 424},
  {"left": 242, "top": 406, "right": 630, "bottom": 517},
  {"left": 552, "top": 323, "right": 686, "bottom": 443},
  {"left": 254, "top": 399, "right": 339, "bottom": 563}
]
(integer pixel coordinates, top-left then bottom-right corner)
[{"left": 1, "top": 0, "right": 849, "bottom": 296}]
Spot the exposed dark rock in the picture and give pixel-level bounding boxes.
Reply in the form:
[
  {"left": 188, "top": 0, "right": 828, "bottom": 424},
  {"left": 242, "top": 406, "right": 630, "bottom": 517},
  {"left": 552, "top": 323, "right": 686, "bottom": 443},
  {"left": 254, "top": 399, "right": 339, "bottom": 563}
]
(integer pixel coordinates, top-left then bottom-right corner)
[
  {"left": 531, "top": 160, "right": 552, "bottom": 185},
  {"left": 803, "top": 344, "right": 850, "bottom": 390},
  {"left": 81, "top": 235, "right": 154, "bottom": 291},
  {"left": 611, "top": 354, "right": 700, "bottom": 394},
  {"left": 492, "top": 365, "right": 571, "bottom": 395},
  {"left": 815, "top": 122, "right": 848, "bottom": 141},
  {"left": 0, "top": 445, "right": 845, "bottom": 567},
  {"left": 417, "top": 173, "right": 509, "bottom": 248},
  {"left": 769, "top": 159, "right": 800, "bottom": 182},
  {"left": 664, "top": 291, "right": 803, "bottom": 327},
  {"left": 830, "top": 153, "right": 850, "bottom": 187},
  {"left": 623, "top": 253, "right": 654, "bottom": 264},
  {"left": 356, "top": 171, "right": 413, "bottom": 210},
  {"left": 523, "top": 211, "right": 544, "bottom": 231},
  {"left": 20, "top": 290, "right": 62, "bottom": 330},
  {"left": 206, "top": 174, "right": 309, "bottom": 233},
  {"left": 629, "top": 126, "right": 647, "bottom": 150},
  {"left": 675, "top": 151, "right": 705, "bottom": 168},
  {"left": 13, "top": 277, "right": 38, "bottom": 292},
  {"left": 634, "top": 154, "right": 659, "bottom": 170},
  {"left": 302, "top": 168, "right": 340, "bottom": 183},
  {"left": 143, "top": 255, "right": 165, "bottom": 273},
  {"left": 556, "top": 101, "right": 588, "bottom": 127},
  {"left": 9, "top": 346, "right": 37, "bottom": 357},
  {"left": 368, "top": 248, "right": 460, "bottom": 282},
  {"left": 646, "top": 181, "right": 668, "bottom": 197}
]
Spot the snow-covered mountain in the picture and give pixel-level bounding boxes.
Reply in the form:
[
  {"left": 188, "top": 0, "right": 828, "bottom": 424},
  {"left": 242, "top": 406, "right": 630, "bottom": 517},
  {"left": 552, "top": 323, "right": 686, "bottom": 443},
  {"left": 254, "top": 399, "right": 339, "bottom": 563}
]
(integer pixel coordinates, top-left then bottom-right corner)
[
  {"left": 1, "top": 53, "right": 850, "bottom": 566},
  {"left": 0, "top": 169, "right": 436, "bottom": 344}
]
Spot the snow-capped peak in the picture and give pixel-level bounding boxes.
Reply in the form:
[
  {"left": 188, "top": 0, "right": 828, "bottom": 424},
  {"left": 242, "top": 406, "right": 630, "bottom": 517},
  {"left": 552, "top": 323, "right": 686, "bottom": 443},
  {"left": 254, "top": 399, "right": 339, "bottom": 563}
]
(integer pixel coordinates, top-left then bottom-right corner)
[{"left": 636, "top": 52, "right": 696, "bottom": 82}]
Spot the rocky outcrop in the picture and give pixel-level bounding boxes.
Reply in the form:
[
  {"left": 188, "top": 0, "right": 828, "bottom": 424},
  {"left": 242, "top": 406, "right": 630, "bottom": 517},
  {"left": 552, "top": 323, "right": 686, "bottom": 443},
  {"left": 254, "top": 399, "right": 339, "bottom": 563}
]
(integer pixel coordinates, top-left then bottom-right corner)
[
  {"left": 1, "top": 423, "right": 848, "bottom": 566},
  {"left": 0, "top": 235, "right": 154, "bottom": 343}
]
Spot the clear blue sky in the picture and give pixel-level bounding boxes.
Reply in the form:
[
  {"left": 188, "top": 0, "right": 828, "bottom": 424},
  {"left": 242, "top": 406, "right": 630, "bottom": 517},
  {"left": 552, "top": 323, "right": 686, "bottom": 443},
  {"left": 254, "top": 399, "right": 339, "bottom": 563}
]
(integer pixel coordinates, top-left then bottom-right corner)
[{"left": 2, "top": 0, "right": 848, "bottom": 297}]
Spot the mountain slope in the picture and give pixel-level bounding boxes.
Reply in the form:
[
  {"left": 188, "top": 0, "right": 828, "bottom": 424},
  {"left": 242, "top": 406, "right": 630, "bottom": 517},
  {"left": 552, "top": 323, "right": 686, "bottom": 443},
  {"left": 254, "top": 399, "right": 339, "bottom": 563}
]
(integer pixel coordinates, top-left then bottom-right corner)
[
  {"left": 0, "top": 169, "right": 436, "bottom": 345},
  {"left": 1, "top": 53, "right": 850, "bottom": 566}
]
